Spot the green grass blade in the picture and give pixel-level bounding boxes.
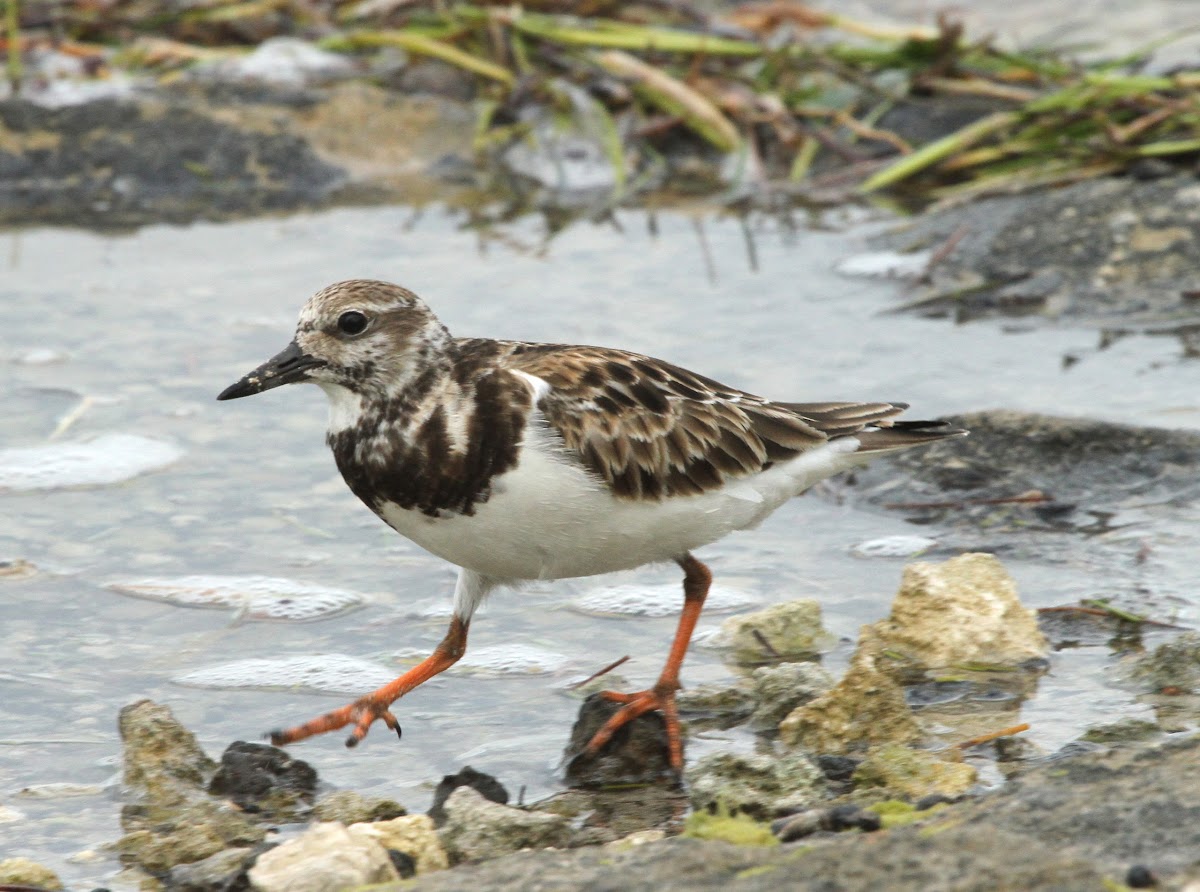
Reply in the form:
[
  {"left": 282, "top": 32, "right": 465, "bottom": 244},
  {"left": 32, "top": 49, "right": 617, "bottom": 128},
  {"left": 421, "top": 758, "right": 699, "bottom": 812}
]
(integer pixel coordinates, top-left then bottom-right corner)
[
  {"left": 324, "top": 29, "right": 515, "bottom": 86},
  {"left": 858, "top": 111, "right": 1017, "bottom": 193},
  {"left": 513, "top": 13, "right": 762, "bottom": 56},
  {"left": 595, "top": 49, "right": 740, "bottom": 152},
  {"left": 4, "top": 0, "right": 20, "bottom": 95}
]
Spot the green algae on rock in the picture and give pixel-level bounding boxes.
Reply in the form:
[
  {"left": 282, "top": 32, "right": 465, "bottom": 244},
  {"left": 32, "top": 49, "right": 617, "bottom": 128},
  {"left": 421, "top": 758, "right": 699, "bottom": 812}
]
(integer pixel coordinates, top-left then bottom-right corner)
[
  {"left": 852, "top": 744, "right": 977, "bottom": 800},
  {"left": 686, "top": 751, "right": 825, "bottom": 821},
  {"left": 720, "top": 599, "right": 830, "bottom": 666},
  {"left": 682, "top": 807, "right": 778, "bottom": 848}
]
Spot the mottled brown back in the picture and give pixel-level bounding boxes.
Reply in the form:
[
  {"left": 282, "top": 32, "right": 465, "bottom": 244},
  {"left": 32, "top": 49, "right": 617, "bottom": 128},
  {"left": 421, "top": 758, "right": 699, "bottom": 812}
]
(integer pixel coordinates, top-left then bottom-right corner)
[{"left": 500, "top": 343, "right": 928, "bottom": 501}]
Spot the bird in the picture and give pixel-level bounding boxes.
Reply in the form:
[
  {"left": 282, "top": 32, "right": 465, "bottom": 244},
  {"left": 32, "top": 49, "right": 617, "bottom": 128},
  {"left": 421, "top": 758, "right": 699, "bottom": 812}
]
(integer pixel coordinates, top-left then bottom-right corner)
[{"left": 217, "top": 278, "right": 967, "bottom": 770}]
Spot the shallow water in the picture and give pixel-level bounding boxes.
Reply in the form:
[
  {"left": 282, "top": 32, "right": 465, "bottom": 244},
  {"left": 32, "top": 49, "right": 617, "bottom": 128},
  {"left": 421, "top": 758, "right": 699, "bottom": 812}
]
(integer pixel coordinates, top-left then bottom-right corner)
[{"left": 0, "top": 205, "right": 1197, "bottom": 887}]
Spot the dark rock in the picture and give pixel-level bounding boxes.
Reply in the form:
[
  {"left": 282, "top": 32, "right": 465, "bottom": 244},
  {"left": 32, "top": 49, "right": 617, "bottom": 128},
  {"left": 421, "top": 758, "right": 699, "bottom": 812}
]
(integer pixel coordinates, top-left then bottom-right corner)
[
  {"left": 815, "top": 754, "right": 860, "bottom": 783},
  {"left": 914, "top": 793, "right": 958, "bottom": 811},
  {"left": 771, "top": 804, "right": 881, "bottom": 842},
  {"left": 0, "top": 94, "right": 345, "bottom": 228},
  {"left": 387, "top": 849, "right": 417, "bottom": 880},
  {"left": 428, "top": 767, "right": 508, "bottom": 826},
  {"left": 837, "top": 410, "right": 1200, "bottom": 544},
  {"left": 826, "top": 804, "right": 881, "bottom": 833},
  {"left": 562, "top": 693, "right": 676, "bottom": 789},
  {"left": 384, "top": 736, "right": 1200, "bottom": 891},
  {"left": 769, "top": 809, "right": 820, "bottom": 841},
  {"left": 1037, "top": 607, "right": 1143, "bottom": 650},
  {"left": 873, "top": 173, "right": 1200, "bottom": 327},
  {"left": 1124, "top": 632, "right": 1200, "bottom": 693},
  {"left": 1046, "top": 740, "right": 1108, "bottom": 762},
  {"left": 531, "top": 787, "right": 688, "bottom": 847},
  {"left": 207, "top": 742, "right": 317, "bottom": 818},
  {"left": 1126, "top": 864, "right": 1157, "bottom": 887},
  {"left": 163, "top": 845, "right": 258, "bottom": 892}
]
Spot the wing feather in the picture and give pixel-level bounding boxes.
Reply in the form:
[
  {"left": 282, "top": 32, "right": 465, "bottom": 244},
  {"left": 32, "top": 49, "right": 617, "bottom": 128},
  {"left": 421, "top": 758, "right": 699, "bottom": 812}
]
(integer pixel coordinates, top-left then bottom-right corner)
[{"left": 492, "top": 343, "right": 963, "bottom": 501}]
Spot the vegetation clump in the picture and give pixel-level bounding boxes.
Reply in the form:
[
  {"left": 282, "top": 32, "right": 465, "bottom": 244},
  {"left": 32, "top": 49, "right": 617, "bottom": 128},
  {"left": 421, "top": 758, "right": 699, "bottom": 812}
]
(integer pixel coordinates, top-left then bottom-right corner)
[{"left": 5, "top": 0, "right": 1198, "bottom": 201}]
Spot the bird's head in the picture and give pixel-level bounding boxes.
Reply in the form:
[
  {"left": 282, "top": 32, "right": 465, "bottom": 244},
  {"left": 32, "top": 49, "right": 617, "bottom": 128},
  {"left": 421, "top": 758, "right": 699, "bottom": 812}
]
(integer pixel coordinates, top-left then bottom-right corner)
[{"left": 217, "top": 279, "right": 452, "bottom": 403}]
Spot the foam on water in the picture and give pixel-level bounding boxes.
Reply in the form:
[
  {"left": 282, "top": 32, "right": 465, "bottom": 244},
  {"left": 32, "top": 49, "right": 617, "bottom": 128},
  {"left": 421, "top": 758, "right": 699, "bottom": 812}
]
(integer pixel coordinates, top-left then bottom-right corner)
[
  {"left": 390, "top": 643, "right": 574, "bottom": 677},
  {"left": 851, "top": 535, "right": 938, "bottom": 558},
  {"left": 174, "top": 654, "right": 395, "bottom": 694},
  {"left": 835, "top": 249, "right": 932, "bottom": 280},
  {"left": 457, "top": 644, "right": 573, "bottom": 676},
  {"left": 108, "top": 575, "right": 365, "bottom": 621},
  {"left": 570, "top": 582, "right": 760, "bottom": 618},
  {"left": 0, "top": 434, "right": 183, "bottom": 491}
]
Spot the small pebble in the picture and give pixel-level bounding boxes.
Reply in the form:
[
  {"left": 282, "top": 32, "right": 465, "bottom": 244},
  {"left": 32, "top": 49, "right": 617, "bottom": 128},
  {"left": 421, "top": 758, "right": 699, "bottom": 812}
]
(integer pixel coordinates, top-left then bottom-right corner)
[
  {"left": 815, "top": 754, "right": 859, "bottom": 783},
  {"left": 1126, "top": 864, "right": 1157, "bottom": 888},
  {"left": 915, "top": 793, "right": 957, "bottom": 811},
  {"left": 771, "top": 804, "right": 880, "bottom": 842}
]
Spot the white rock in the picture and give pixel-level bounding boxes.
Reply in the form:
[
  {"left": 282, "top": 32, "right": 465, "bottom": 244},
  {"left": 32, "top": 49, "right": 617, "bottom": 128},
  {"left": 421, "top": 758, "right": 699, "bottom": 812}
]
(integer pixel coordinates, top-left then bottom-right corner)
[
  {"left": 871, "top": 552, "right": 1048, "bottom": 668},
  {"left": 347, "top": 814, "right": 448, "bottom": 875},
  {"left": 248, "top": 822, "right": 398, "bottom": 892}
]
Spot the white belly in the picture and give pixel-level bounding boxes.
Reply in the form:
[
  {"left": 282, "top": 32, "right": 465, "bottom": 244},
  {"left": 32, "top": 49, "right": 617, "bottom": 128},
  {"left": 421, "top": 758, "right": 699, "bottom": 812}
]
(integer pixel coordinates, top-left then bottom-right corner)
[{"left": 376, "top": 419, "right": 866, "bottom": 582}]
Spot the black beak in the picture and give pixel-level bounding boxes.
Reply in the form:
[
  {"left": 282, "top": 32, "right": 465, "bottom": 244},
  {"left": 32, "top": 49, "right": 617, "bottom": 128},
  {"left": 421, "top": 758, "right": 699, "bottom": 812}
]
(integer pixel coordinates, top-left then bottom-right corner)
[{"left": 217, "top": 340, "right": 325, "bottom": 401}]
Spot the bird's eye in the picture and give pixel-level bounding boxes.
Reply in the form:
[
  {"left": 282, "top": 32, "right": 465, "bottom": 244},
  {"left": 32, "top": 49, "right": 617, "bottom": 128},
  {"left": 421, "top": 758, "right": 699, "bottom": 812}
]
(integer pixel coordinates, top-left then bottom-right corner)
[{"left": 337, "top": 311, "right": 369, "bottom": 336}]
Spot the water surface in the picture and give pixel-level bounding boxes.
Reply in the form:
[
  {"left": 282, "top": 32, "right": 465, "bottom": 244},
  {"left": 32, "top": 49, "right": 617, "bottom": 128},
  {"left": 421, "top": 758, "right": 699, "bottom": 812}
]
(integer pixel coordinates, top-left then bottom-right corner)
[{"left": 1, "top": 205, "right": 1197, "bottom": 887}]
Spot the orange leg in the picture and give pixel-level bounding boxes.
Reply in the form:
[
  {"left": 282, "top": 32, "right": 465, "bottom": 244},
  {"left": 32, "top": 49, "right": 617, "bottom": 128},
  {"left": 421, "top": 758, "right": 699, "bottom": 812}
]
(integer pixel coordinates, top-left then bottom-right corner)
[
  {"left": 584, "top": 553, "right": 711, "bottom": 771},
  {"left": 270, "top": 616, "right": 469, "bottom": 748}
]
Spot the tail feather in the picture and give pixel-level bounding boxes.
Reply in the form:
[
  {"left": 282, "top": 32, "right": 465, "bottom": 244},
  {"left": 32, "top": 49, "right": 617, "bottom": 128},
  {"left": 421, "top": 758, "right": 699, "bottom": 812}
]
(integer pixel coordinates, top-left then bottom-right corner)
[{"left": 854, "top": 420, "right": 967, "bottom": 454}]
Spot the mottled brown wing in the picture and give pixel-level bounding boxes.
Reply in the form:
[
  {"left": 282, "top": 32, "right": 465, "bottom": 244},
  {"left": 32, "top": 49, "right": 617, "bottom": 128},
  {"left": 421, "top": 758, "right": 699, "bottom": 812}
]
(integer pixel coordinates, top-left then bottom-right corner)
[{"left": 501, "top": 344, "right": 889, "bottom": 501}]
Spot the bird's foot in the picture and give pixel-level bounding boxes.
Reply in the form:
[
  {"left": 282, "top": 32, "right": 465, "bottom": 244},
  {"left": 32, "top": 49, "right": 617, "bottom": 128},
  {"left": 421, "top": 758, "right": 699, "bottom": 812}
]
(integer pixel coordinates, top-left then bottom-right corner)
[
  {"left": 269, "top": 693, "right": 402, "bottom": 749},
  {"left": 584, "top": 683, "right": 683, "bottom": 771}
]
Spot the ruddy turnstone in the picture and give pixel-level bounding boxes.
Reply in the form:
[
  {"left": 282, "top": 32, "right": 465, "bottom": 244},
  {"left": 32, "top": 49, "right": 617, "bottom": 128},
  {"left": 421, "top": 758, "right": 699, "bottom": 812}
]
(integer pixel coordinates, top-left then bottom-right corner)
[{"left": 218, "top": 279, "right": 966, "bottom": 769}]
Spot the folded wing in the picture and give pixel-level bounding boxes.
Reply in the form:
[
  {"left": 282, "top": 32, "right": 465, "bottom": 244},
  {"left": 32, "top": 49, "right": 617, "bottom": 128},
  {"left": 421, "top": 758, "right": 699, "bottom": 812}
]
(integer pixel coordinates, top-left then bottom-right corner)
[{"left": 502, "top": 345, "right": 953, "bottom": 501}]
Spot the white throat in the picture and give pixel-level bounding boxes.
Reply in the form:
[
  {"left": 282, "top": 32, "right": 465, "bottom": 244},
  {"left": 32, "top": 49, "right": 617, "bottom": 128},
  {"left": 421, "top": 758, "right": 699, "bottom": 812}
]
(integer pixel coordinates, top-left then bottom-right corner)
[{"left": 318, "top": 382, "right": 365, "bottom": 433}]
